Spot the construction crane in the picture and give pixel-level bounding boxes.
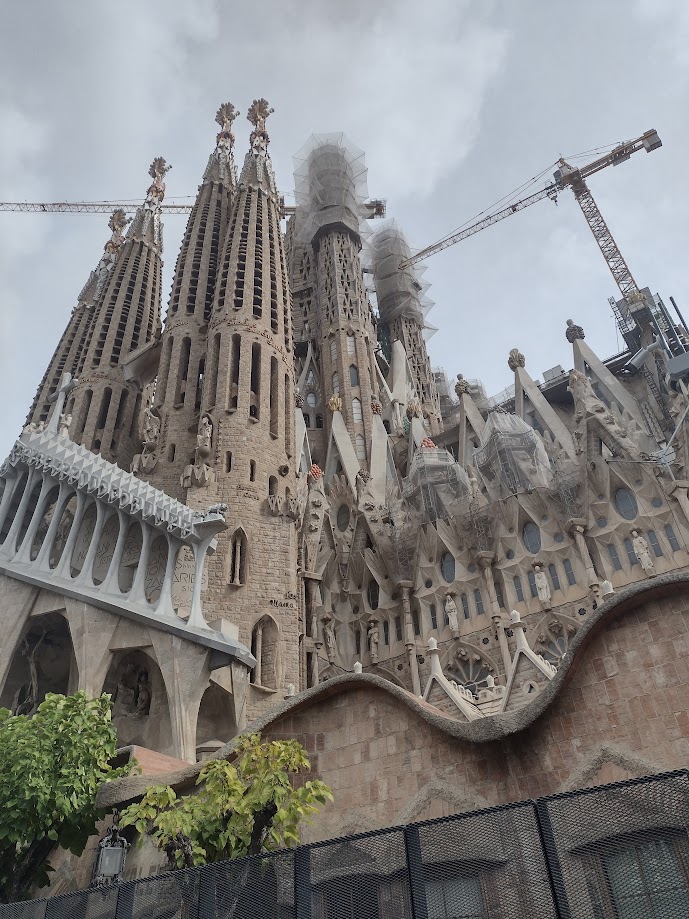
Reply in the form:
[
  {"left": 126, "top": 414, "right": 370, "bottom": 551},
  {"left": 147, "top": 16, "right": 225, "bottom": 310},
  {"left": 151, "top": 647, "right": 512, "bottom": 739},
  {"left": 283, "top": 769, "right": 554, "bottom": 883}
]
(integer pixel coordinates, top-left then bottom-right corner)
[
  {"left": 0, "top": 198, "right": 387, "bottom": 220},
  {"left": 399, "top": 129, "right": 662, "bottom": 309}
]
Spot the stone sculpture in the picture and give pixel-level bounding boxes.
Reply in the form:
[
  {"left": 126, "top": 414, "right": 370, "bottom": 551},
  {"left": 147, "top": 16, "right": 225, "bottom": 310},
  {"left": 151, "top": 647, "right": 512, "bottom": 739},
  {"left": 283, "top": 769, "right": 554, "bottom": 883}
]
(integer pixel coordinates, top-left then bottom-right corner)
[
  {"left": 508, "top": 348, "right": 526, "bottom": 371},
  {"left": 533, "top": 563, "right": 552, "bottom": 609},
  {"left": 322, "top": 613, "right": 336, "bottom": 663},
  {"left": 631, "top": 529, "right": 656, "bottom": 577},
  {"left": 445, "top": 593, "right": 459, "bottom": 634},
  {"left": 565, "top": 319, "right": 585, "bottom": 343},
  {"left": 367, "top": 618, "right": 379, "bottom": 664}
]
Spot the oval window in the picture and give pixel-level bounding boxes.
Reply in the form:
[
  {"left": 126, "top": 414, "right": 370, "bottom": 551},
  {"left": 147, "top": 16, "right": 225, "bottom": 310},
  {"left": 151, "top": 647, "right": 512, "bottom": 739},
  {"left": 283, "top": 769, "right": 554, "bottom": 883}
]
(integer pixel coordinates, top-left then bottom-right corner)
[
  {"left": 440, "top": 552, "right": 455, "bottom": 583},
  {"left": 367, "top": 580, "right": 379, "bottom": 610},
  {"left": 336, "top": 504, "right": 350, "bottom": 532},
  {"left": 614, "top": 488, "right": 638, "bottom": 520},
  {"left": 306, "top": 392, "right": 317, "bottom": 408},
  {"left": 522, "top": 522, "right": 542, "bottom": 554}
]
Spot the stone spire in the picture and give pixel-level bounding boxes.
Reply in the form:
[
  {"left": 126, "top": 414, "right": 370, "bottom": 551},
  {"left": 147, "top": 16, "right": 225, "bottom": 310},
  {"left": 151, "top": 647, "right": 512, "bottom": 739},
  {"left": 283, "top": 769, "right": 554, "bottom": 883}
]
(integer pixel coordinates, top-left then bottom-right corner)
[
  {"left": 26, "top": 208, "right": 131, "bottom": 429},
  {"left": 65, "top": 159, "right": 167, "bottom": 467},
  {"left": 143, "top": 106, "right": 239, "bottom": 498},
  {"left": 172, "top": 100, "right": 301, "bottom": 712}
]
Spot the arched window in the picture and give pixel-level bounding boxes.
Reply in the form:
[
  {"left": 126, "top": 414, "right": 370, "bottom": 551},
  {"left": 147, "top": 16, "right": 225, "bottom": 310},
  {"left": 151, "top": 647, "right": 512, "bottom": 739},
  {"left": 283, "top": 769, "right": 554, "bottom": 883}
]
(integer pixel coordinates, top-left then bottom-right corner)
[
  {"left": 167, "top": 444, "right": 176, "bottom": 462},
  {"left": 614, "top": 487, "right": 638, "bottom": 520},
  {"left": 316, "top": 415, "right": 324, "bottom": 429},
  {"left": 607, "top": 545, "right": 622, "bottom": 571},
  {"left": 250, "top": 616, "right": 278, "bottom": 689},
  {"left": 474, "top": 590, "right": 484, "bottom": 615},
  {"left": 522, "top": 522, "right": 541, "bottom": 554},
  {"left": 623, "top": 538, "right": 639, "bottom": 566},
  {"left": 229, "top": 529, "right": 248, "bottom": 586},
  {"left": 330, "top": 339, "right": 337, "bottom": 362},
  {"left": 548, "top": 564, "right": 561, "bottom": 591},
  {"left": 306, "top": 369, "right": 316, "bottom": 385},
  {"left": 383, "top": 620, "right": 390, "bottom": 645},
  {"left": 225, "top": 451, "right": 233, "bottom": 473},
  {"left": 346, "top": 334, "right": 355, "bottom": 355},
  {"left": 412, "top": 608, "right": 421, "bottom": 636},
  {"left": 175, "top": 338, "right": 191, "bottom": 405},
  {"left": 352, "top": 398, "right": 362, "bottom": 423},
  {"left": 430, "top": 604, "right": 438, "bottom": 629},
  {"left": 249, "top": 461, "right": 256, "bottom": 482},
  {"left": 394, "top": 616, "right": 402, "bottom": 641},
  {"left": 494, "top": 581, "right": 505, "bottom": 609},
  {"left": 303, "top": 413, "right": 311, "bottom": 428},
  {"left": 268, "top": 476, "right": 278, "bottom": 497},
  {"left": 563, "top": 559, "right": 576, "bottom": 585},
  {"left": 349, "top": 365, "right": 359, "bottom": 387},
  {"left": 513, "top": 575, "right": 524, "bottom": 602},
  {"left": 355, "top": 435, "right": 366, "bottom": 461},
  {"left": 336, "top": 505, "right": 350, "bottom": 531},
  {"left": 367, "top": 580, "right": 379, "bottom": 610},
  {"left": 440, "top": 552, "right": 455, "bottom": 583},
  {"left": 647, "top": 531, "right": 663, "bottom": 557},
  {"left": 527, "top": 570, "right": 538, "bottom": 598},
  {"left": 460, "top": 593, "right": 470, "bottom": 619},
  {"left": 665, "top": 525, "right": 680, "bottom": 552},
  {"left": 332, "top": 372, "right": 340, "bottom": 395}
]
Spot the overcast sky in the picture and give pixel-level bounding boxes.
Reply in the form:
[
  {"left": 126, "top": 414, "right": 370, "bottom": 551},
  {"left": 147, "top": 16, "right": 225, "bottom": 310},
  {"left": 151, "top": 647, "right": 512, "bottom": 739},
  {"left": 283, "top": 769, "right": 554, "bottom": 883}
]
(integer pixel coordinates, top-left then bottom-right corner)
[{"left": 1, "top": 0, "right": 687, "bottom": 456}]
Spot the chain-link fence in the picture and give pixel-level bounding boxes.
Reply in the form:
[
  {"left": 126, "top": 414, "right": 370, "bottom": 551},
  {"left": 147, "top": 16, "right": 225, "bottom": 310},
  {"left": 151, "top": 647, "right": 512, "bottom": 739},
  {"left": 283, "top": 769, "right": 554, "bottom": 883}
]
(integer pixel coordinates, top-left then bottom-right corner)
[{"left": 2, "top": 769, "right": 688, "bottom": 918}]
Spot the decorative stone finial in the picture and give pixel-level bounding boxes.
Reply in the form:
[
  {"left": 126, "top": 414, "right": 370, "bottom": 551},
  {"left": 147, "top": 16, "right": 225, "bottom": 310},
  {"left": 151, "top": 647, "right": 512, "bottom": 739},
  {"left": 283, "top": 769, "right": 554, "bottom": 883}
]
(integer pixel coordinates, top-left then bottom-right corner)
[
  {"left": 309, "top": 463, "right": 323, "bottom": 481},
  {"left": 565, "top": 319, "right": 585, "bottom": 343},
  {"left": 508, "top": 348, "right": 525, "bottom": 372},
  {"left": 421, "top": 437, "right": 436, "bottom": 449},
  {"left": 247, "top": 98, "right": 274, "bottom": 132},
  {"left": 406, "top": 400, "right": 421, "bottom": 419},
  {"left": 295, "top": 391, "right": 305, "bottom": 409},
  {"left": 215, "top": 102, "right": 239, "bottom": 135},
  {"left": 328, "top": 394, "right": 342, "bottom": 413},
  {"left": 510, "top": 609, "right": 522, "bottom": 623},
  {"left": 108, "top": 209, "right": 130, "bottom": 236},
  {"left": 353, "top": 661, "right": 363, "bottom": 674},
  {"left": 145, "top": 157, "right": 171, "bottom": 208},
  {"left": 454, "top": 374, "right": 470, "bottom": 398}
]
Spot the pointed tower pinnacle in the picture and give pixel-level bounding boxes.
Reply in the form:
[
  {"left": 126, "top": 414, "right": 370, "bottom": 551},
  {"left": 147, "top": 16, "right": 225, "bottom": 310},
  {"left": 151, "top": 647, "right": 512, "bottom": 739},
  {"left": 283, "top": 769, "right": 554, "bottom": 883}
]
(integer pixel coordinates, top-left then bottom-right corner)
[
  {"left": 26, "top": 208, "right": 132, "bottom": 429},
  {"left": 63, "top": 159, "right": 168, "bottom": 467},
  {"left": 143, "top": 106, "right": 239, "bottom": 498}
]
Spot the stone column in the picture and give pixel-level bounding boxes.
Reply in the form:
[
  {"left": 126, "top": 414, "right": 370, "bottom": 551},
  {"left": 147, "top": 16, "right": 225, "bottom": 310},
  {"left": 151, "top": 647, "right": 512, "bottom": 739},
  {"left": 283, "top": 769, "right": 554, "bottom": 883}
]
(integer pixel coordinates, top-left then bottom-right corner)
[
  {"left": 253, "top": 621, "right": 263, "bottom": 686},
  {"left": 15, "top": 474, "right": 54, "bottom": 564},
  {"left": 475, "top": 551, "right": 511, "bottom": 672},
  {"left": 128, "top": 521, "right": 153, "bottom": 604},
  {"left": 187, "top": 535, "right": 214, "bottom": 629},
  {"left": 400, "top": 582, "right": 421, "bottom": 696},
  {"left": 99, "top": 509, "right": 130, "bottom": 593},
  {"left": 0, "top": 469, "right": 22, "bottom": 537},
  {"left": 668, "top": 482, "right": 689, "bottom": 527},
  {"left": 155, "top": 533, "right": 183, "bottom": 619},
  {"left": 0, "top": 467, "right": 36, "bottom": 560},
  {"left": 34, "top": 483, "right": 71, "bottom": 570},
  {"left": 567, "top": 519, "right": 597, "bottom": 586}
]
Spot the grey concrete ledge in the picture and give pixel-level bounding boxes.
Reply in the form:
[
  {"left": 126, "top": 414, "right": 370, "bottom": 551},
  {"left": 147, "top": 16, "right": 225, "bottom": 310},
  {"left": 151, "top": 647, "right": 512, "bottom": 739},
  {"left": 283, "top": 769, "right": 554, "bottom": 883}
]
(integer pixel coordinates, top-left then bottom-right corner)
[{"left": 98, "top": 570, "right": 689, "bottom": 809}]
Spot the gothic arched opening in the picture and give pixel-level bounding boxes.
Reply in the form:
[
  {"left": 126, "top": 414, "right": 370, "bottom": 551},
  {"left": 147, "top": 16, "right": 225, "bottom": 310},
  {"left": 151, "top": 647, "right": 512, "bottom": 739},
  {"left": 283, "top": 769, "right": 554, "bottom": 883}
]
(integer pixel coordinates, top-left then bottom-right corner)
[
  {"left": 144, "top": 535, "right": 168, "bottom": 604},
  {"left": 49, "top": 494, "right": 78, "bottom": 570},
  {"left": 228, "top": 528, "right": 248, "bottom": 587},
  {"left": 92, "top": 512, "right": 120, "bottom": 585},
  {"left": 118, "top": 522, "right": 143, "bottom": 593},
  {"left": 0, "top": 612, "right": 76, "bottom": 715},
  {"left": 101, "top": 650, "right": 172, "bottom": 754},
  {"left": 172, "top": 545, "right": 196, "bottom": 619},
  {"left": 250, "top": 615, "right": 280, "bottom": 690},
  {"left": 15, "top": 481, "right": 43, "bottom": 555},
  {"left": 195, "top": 682, "right": 238, "bottom": 760},
  {"left": 69, "top": 501, "right": 98, "bottom": 578},
  {"left": 0, "top": 474, "right": 28, "bottom": 546}
]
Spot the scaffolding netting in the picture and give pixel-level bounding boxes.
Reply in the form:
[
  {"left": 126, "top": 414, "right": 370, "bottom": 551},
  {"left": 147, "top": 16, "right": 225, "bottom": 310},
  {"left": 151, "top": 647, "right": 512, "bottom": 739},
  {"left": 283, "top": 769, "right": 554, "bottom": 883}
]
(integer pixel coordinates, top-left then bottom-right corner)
[
  {"left": 402, "top": 447, "right": 471, "bottom": 523},
  {"left": 369, "top": 221, "right": 433, "bottom": 327},
  {"left": 475, "top": 410, "right": 553, "bottom": 500},
  {"left": 293, "top": 133, "right": 370, "bottom": 244}
]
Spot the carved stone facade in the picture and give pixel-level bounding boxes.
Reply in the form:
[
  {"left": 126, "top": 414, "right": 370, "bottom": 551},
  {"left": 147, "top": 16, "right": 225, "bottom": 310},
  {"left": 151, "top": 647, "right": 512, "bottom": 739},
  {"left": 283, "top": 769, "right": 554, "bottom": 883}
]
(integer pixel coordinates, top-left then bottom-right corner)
[{"left": 4, "top": 99, "right": 689, "bottom": 895}]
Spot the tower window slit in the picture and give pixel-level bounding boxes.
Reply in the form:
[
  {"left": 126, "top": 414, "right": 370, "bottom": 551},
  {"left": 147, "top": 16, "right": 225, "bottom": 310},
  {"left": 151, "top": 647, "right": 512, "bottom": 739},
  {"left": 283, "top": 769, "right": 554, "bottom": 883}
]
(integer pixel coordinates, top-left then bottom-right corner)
[
  {"left": 96, "top": 388, "right": 112, "bottom": 430},
  {"left": 175, "top": 338, "right": 192, "bottom": 405},
  {"left": 270, "top": 356, "right": 279, "bottom": 437},
  {"left": 114, "top": 390, "right": 128, "bottom": 430},
  {"left": 207, "top": 333, "right": 221, "bottom": 408},
  {"left": 230, "top": 334, "right": 240, "bottom": 410},
  {"left": 250, "top": 343, "right": 261, "bottom": 420}
]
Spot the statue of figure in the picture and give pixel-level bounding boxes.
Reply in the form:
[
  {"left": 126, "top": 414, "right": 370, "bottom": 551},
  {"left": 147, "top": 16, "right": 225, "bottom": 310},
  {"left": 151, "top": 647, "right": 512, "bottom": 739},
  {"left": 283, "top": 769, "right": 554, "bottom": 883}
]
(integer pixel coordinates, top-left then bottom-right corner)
[
  {"left": 142, "top": 406, "right": 161, "bottom": 447},
  {"left": 631, "top": 529, "right": 656, "bottom": 577},
  {"left": 367, "top": 618, "right": 379, "bottom": 664},
  {"left": 467, "top": 468, "right": 481, "bottom": 501},
  {"left": 322, "top": 613, "right": 336, "bottom": 663},
  {"left": 180, "top": 463, "right": 194, "bottom": 489},
  {"left": 58, "top": 413, "right": 72, "bottom": 438},
  {"left": 565, "top": 319, "right": 585, "bottom": 343},
  {"left": 445, "top": 593, "right": 459, "bottom": 633},
  {"left": 533, "top": 563, "right": 552, "bottom": 608},
  {"left": 508, "top": 348, "right": 526, "bottom": 372},
  {"left": 133, "top": 671, "right": 151, "bottom": 718},
  {"left": 197, "top": 415, "right": 213, "bottom": 453}
]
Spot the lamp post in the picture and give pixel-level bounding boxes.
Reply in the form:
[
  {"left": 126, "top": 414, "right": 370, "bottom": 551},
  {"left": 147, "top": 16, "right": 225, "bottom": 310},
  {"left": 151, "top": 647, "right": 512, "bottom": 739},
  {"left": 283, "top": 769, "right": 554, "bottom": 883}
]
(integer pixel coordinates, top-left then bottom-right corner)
[{"left": 92, "top": 811, "right": 130, "bottom": 886}]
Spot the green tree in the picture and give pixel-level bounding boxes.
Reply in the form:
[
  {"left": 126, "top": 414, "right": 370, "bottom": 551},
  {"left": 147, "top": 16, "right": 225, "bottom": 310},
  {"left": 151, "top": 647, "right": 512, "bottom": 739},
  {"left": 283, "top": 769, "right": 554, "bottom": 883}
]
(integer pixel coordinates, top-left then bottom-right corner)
[
  {"left": 0, "top": 692, "right": 131, "bottom": 903},
  {"left": 120, "top": 733, "right": 332, "bottom": 870}
]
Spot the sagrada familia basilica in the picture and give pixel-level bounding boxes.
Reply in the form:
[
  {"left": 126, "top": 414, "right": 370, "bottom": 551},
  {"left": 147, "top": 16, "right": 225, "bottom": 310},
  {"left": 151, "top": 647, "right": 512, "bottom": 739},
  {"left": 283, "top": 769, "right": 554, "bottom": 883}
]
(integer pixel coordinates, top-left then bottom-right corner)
[{"left": 2, "top": 100, "right": 689, "bottom": 883}]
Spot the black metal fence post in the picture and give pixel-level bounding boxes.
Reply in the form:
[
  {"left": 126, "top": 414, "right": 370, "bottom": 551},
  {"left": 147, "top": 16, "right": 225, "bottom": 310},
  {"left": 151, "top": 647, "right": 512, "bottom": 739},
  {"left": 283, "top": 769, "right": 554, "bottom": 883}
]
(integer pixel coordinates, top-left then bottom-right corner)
[
  {"left": 534, "top": 800, "right": 570, "bottom": 919},
  {"left": 403, "top": 825, "right": 428, "bottom": 919},
  {"left": 294, "top": 846, "right": 312, "bottom": 919},
  {"left": 114, "top": 881, "right": 135, "bottom": 919},
  {"left": 196, "top": 864, "right": 217, "bottom": 919}
]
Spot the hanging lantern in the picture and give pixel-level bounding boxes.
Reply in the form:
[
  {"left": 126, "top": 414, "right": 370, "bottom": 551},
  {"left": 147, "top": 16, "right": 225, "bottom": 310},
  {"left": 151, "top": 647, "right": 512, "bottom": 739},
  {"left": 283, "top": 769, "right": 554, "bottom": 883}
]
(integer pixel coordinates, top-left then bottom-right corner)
[{"left": 92, "top": 811, "right": 130, "bottom": 885}]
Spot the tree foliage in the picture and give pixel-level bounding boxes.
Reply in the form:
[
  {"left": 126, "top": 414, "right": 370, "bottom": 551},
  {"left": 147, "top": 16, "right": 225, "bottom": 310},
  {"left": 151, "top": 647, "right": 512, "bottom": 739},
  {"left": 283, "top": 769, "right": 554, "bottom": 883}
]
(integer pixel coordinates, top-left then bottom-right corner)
[
  {"left": 120, "top": 733, "right": 333, "bottom": 870},
  {"left": 0, "top": 692, "right": 131, "bottom": 903}
]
